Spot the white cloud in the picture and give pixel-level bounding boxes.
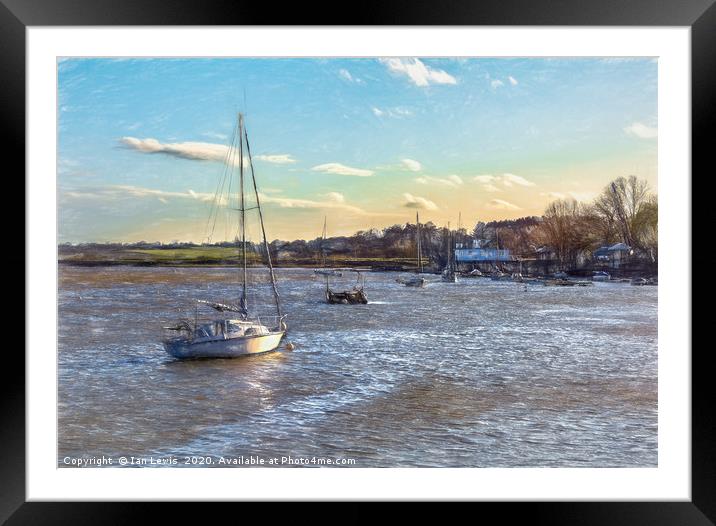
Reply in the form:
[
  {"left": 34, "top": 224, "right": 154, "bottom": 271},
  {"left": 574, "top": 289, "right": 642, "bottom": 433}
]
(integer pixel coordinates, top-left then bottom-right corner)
[
  {"left": 324, "top": 192, "right": 345, "bottom": 203},
  {"left": 371, "top": 107, "right": 384, "bottom": 117},
  {"left": 401, "top": 158, "right": 422, "bottom": 172},
  {"left": 624, "top": 122, "right": 657, "bottom": 139},
  {"left": 482, "top": 184, "right": 501, "bottom": 193},
  {"left": 253, "top": 154, "right": 296, "bottom": 164},
  {"left": 473, "top": 174, "right": 497, "bottom": 184},
  {"left": 120, "top": 137, "right": 295, "bottom": 167},
  {"left": 415, "top": 174, "right": 463, "bottom": 188},
  {"left": 491, "top": 79, "right": 504, "bottom": 89},
  {"left": 541, "top": 191, "right": 567, "bottom": 200},
  {"left": 508, "top": 76, "right": 518, "bottom": 86},
  {"left": 488, "top": 199, "right": 521, "bottom": 210},
  {"left": 121, "top": 137, "right": 229, "bottom": 162},
  {"left": 403, "top": 193, "right": 438, "bottom": 210},
  {"left": 379, "top": 58, "right": 457, "bottom": 87},
  {"left": 311, "top": 163, "right": 374, "bottom": 177}
]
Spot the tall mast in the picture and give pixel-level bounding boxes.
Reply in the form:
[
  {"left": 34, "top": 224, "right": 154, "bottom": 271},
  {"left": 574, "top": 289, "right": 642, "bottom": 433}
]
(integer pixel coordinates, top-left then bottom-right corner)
[
  {"left": 416, "top": 212, "right": 423, "bottom": 273},
  {"left": 243, "top": 120, "right": 283, "bottom": 321},
  {"left": 322, "top": 216, "right": 327, "bottom": 268},
  {"left": 238, "top": 113, "right": 248, "bottom": 314}
]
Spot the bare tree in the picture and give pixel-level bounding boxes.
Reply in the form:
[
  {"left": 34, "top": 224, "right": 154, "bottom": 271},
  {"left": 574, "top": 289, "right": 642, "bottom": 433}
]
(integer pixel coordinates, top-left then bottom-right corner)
[{"left": 594, "top": 175, "right": 650, "bottom": 247}]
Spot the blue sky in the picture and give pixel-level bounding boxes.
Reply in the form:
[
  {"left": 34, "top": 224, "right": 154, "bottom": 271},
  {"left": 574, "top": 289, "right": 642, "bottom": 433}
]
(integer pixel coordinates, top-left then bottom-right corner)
[{"left": 58, "top": 57, "right": 657, "bottom": 243}]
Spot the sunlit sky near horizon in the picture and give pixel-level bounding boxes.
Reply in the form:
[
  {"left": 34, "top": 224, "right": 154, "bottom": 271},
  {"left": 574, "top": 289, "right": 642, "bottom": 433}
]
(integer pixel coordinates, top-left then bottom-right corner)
[{"left": 58, "top": 57, "right": 657, "bottom": 243}]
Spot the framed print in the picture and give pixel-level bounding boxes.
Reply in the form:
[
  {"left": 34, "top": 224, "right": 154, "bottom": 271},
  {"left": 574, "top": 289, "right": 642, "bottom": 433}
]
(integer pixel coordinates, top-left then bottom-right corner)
[{"left": 6, "top": 0, "right": 709, "bottom": 520}]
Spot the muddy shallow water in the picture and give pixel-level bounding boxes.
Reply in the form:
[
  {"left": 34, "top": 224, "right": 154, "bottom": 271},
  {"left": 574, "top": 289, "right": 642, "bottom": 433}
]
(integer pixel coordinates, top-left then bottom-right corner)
[{"left": 58, "top": 266, "right": 657, "bottom": 467}]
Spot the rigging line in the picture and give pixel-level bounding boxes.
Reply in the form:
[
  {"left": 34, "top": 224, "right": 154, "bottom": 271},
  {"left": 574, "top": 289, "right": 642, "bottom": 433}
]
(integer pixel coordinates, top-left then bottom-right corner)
[
  {"left": 243, "top": 122, "right": 282, "bottom": 320},
  {"left": 205, "top": 118, "right": 238, "bottom": 242},
  {"left": 205, "top": 123, "right": 234, "bottom": 241},
  {"left": 239, "top": 114, "right": 248, "bottom": 312},
  {"left": 209, "top": 119, "right": 240, "bottom": 243}
]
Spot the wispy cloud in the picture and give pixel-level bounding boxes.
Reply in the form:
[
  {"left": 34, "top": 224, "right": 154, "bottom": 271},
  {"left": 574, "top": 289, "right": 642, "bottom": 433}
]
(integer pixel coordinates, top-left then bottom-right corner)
[
  {"left": 311, "top": 163, "right": 375, "bottom": 177},
  {"left": 63, "top": 185, "right": 372, "bottom": 215},
  {"left": 63, "top": 185, "right": 219, "bottom": 203},
  {"left": 120, "top": 137, "right": 295, "bottom": 166},
  {"left": 253, "top": 154, "right": 296, "bottom": 164},
  {"left": 491, "top": 79, "right": 504, "bottom": 89},
  {"left": 202, "top": 131, "right": 228, "bottom": 141},
  {"left": 488, "top": 199, "right": 521, "bottom": 210},
  {"left": 372, "top": 106, "right": 413, "bottom": 118},
  {"left": 508, "top": 76, "right": 518, "bottom": 86},
  {"left": 540, "top": 191, "right": 567, "bottom": 200},
  {"left": 415, "top": 174, "right": 463, "bottom": 188},
  {"left": 403, "top": 193, "right": 438, "bottom": 210},
  {"left": 120, "top": 137, "right": 230, "bottom": 163},
  {"left": 473, "top": 173, "right": 535, "bottom": 190},
  {"left": 501, "top": 173, "right": 536, "bottom": 187},
  {"left": 339, "top": 68, "right": 362, "bottom": 83},
  {"left": 401, "top": 158, "right": 422, "bottom": 172},
  {"left": 379, "top": 58, "right": 457, "bottom": 87},
  {"left": 259, "top": 192, "right": 365, "bottom": 214},
  {"left": 624, "top": 122, "right": 657, "bottom": 139}
]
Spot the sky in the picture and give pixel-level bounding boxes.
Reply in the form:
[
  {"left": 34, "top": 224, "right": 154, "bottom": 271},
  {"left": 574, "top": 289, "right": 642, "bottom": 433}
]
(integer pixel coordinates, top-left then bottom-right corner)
[{"left": 58, "top": 57, "right": 657, "bottom": 243}]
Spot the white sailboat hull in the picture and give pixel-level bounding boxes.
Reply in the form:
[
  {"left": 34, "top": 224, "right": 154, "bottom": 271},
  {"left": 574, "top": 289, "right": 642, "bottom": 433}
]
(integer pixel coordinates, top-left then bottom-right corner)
[{"left": 164, "top": 331, "right": 285, "bottom": 359}]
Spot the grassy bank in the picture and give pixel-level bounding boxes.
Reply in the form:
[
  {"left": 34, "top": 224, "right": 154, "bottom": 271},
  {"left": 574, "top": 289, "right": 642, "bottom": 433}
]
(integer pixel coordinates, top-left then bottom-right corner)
[{"left": 58, "top": 245, "right": 422, "bottom": 269}]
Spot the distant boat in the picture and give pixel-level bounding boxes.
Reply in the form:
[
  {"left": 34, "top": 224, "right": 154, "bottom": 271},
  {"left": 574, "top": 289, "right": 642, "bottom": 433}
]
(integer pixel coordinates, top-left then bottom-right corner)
[
  {"left": 314, "top": 216, "right": 343, "bottom": 277},
  {"left": 326, "top": 269, "right": 368, "bottom": 304},
  {"left": 162, "top": 113, "right": 286, "bottom": 359},
  {"left": 398, "top": 212, "right": 428, "bottom": 287},
  {"left": 631, "top": 277, "right": 657, "bottom": 286},
  {"left": 592, "top": 271, "right": 611, "bottom": 282},
  {"left": 441, "top": 227, "right": 457, "bottom": 283}
]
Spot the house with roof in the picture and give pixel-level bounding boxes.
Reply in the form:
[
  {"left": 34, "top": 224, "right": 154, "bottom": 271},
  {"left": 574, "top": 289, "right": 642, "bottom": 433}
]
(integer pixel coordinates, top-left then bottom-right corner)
[{"left": 594, "top": 242, "right": 633, "bottom": 268}]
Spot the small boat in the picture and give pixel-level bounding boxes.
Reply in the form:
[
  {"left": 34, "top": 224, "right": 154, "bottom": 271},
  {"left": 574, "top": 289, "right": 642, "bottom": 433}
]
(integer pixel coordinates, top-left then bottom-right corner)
[
  {"left": 162, "top": 113, "right": 286, "bottom": 359},
  {"left": 543, "top": 278, "right": 575, "bottom": 287},
  {"left": 400, "top": 212, "right": 429, "bottom": 287},
  {"left": 592, "top": 271, "right": 611, "bottom": 282},
  {"left": 543, "top": 278, "right": 593, "bottom": 287},
  {"left": 461, "top": 269, "right": 483, "bottom": 278},
  {"left": 631, "top": 277, "right": 657, "bottom": 286},
  {"left": 326, "top": 269, "right": 368, "bottom": 304},
  {"left": 396, "top": 276, "right": 427, "bottom": 287},
  {"left": 441, "top": 227, "right": 458, "bottom": 283}
]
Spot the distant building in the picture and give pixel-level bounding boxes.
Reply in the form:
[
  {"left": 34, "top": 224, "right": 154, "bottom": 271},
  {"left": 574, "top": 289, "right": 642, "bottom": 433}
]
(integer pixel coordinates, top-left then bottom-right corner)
[
  {"left": 455, "top": 247, "right": 512, "bottom": 262},
  {"left": 594, "top": 243, "right": 633, "bottom": 268}
]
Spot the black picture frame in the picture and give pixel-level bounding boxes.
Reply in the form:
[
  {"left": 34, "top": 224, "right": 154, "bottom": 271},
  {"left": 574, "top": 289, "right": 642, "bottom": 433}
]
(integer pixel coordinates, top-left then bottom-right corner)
[{"left": 5, "top": 0, "right": 707, "bottom": 521}]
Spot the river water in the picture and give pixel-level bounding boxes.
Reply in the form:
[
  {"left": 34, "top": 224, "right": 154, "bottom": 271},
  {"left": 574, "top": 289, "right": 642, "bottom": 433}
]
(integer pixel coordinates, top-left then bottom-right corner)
[{"left": 58, "top": 266, "right": 657, "bottom": 467}]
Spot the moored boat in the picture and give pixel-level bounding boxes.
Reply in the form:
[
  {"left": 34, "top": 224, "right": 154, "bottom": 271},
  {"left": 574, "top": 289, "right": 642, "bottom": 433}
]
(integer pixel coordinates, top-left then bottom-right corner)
[{"left": 161, "top": 113, "right": 286, "bottom": 359}]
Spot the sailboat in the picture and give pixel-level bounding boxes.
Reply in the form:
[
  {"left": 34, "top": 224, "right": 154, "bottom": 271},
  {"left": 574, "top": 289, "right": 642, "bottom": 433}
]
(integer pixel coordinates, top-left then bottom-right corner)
[
  {"left": 162, "top": 113, "right": 287, "bottom": 359},
  {"left": 396, "top": 212, "right": 427, "bottom": 287},
  {"left": 325, "top": 269, "right": 368, "bottom": 304},
  {"left": 314, "top": 217, "right": 343, "bottom": 277},
  {"left": 441, "top": 226, "right": 457, "bottom": 283}
]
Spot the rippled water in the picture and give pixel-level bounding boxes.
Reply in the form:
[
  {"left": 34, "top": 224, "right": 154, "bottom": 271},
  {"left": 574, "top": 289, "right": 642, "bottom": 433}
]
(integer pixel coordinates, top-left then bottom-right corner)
[{"left": 58, "top": 266, "right": 657, "bottom": 467}]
